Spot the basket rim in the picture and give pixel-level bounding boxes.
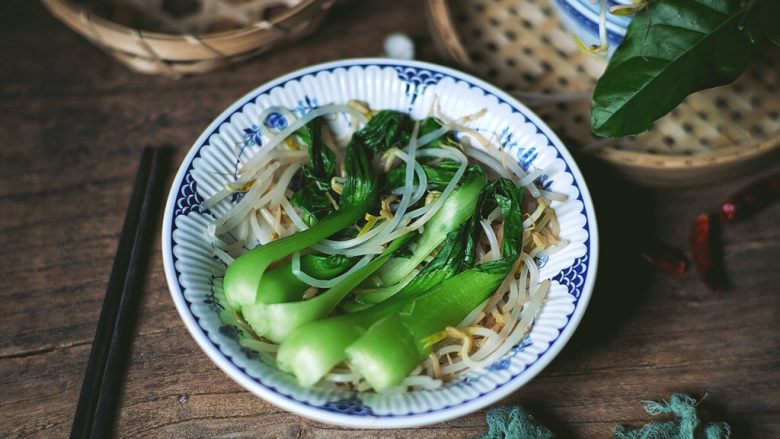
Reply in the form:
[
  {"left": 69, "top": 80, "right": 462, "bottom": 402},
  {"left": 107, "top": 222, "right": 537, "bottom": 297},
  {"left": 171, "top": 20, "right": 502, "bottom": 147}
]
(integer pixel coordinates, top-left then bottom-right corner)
[
  {"left": 41, "top": 0, "right": 323, "bottom": 42},
  {"left": 590, "top": 131, "right": 780, "bottom": 170},
  {"left": 425, "top": 0, "right": 473, "bottom": 69}
]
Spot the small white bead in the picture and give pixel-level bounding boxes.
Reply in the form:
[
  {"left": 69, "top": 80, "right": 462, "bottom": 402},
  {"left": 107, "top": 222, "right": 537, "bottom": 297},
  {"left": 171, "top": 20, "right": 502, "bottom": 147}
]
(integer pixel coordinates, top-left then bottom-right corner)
[{"left": 384, "top": 33, "right": 415, "bottom": 60}]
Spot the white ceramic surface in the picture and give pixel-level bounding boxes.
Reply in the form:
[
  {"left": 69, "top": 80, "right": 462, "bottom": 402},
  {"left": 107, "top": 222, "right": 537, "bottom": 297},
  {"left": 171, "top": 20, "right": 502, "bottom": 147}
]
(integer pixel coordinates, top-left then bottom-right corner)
[
  {"left": 552, "top": 0, "right": 629, "bottom": 57},
  {"left": 162, "top": 58, "right": 599, "bottom": 428}
]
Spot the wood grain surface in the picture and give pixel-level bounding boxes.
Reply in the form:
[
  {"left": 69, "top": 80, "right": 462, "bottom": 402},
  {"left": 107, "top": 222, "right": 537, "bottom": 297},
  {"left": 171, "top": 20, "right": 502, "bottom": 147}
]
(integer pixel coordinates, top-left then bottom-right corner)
[{"left": 1, "top": 1, "right": 778, "bottom": 437}]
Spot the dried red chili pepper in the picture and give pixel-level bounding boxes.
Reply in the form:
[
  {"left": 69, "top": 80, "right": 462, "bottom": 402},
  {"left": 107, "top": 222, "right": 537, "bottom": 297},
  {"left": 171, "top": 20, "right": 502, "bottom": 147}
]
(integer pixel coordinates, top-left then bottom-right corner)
[
  {"left": 689, "top": 213, "right": 726, "bottom": 292},
  {"left": 720, "top": 171, "right": 780, "bottom": 222},
  {"left": 640, "top": 239, "right": 688, "bottom": 276}
]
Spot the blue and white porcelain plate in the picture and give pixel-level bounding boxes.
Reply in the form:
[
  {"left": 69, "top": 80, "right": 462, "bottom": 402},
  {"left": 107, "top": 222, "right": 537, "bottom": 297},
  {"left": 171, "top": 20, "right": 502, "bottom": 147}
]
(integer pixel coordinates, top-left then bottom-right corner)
[
  {"left": 553, "top": 0, "right": 628, "bottom": 55},
  {"left": 162, "top": 59, "right": 599, "bottom": 428}
]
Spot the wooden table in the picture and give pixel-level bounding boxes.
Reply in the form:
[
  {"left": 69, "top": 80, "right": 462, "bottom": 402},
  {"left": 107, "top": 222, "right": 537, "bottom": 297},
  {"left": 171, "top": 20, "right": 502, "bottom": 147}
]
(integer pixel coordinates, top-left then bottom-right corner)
[{"left": 2, "top": 1, "right": 778, "bottom": 437}]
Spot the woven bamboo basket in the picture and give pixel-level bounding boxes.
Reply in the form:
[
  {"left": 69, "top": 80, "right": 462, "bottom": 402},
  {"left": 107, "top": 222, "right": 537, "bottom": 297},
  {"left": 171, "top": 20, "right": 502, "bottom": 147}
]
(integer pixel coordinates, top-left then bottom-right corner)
[
  {"left": 41, "top": 0, "right": 335, "bottom": 76},
  {"left": 425, "top": 0, "right": 780, "bottom": 186}
]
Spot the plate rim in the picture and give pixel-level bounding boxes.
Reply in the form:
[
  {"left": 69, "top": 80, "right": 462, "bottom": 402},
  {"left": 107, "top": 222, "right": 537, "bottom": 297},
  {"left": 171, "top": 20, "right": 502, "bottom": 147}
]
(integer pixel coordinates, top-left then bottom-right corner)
[{"left": 161, "top": 57, "right": 600, "bottom": 429}]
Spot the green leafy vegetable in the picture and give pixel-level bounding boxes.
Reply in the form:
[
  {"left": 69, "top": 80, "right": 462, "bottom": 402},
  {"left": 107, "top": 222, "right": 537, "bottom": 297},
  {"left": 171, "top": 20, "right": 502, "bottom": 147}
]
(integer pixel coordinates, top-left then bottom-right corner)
[
  {"left": 241, "top": 234, "right": 412, "bottom": 343},
  {"left": 277, "top": 179, "right": 523, "bottom": 388},
  {"left": 277, "top": 215, "right": 481, "bottom": 386},
  {"left": 299, "top": 118, "right": 336, "bottom": 190},
  {"left": 741, "top": 0, "right": 780, "bottom": 46},
  {"left": 353, "top": 110, "right": 412, "bottom": 152},
  {"left": 258, "top": 254, "right": 355, "bottom": 305},
  {"left": 345, "top": 179, "right": 525, "bottom": 391},
  {"left": 219, "top": 106, "right": 535, "bottom": 391},
  {"left": 223, "top": 112, "right": 409, "bottom": 311},
  {"left": 290, "top": 184, "right": 335, "bottom": 228},
  {"left": 419, "top": 117, "right": 456, "bottom": 148},
  {"left": 373, "top": 164, "right": 486, "bottom": 287},
  {"left": 591, "top": 0, "right": 763, "bottom": 137},
  {"left": 387, "top": 161, "right": 475, "bottom": 191},
  {"left": 291, "top": 119, "right": 338, "bottom": 226}
]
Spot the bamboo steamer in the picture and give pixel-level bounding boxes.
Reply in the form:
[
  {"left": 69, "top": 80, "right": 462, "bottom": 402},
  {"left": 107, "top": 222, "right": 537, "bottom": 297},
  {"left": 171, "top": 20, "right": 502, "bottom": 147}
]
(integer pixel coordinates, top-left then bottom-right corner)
[
  {"left": 425, "top": 0, "right": 780, "bottom": 186},
  {"left": 41, "top": 0, "right": 335, "bottom": 76}
]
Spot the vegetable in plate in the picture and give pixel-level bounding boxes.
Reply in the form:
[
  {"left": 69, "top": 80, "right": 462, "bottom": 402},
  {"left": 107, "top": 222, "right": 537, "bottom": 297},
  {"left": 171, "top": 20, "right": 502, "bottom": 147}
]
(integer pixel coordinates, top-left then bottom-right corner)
[
  {"left": 206, "top": 102, "right": 566, "bottom": 392},
  {"left": 348, "top": 179, "right": 524, "bottom": 391},
  {"left": 223, "top": 111, "right": 410, "bottom": 311},
  {"left": 277, "top": 170, "right": 487, "bottom": 385}
]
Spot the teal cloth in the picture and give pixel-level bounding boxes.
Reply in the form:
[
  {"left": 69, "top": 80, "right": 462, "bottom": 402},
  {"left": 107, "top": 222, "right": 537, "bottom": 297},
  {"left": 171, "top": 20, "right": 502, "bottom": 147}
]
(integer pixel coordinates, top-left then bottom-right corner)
[
  {"left": 613, "top": 394, "right": 731, "bottom": 439},
  {"left": 478, "top": 406, "right": 553, "bottom": 439},
  {"left": 476, "top": 394, "right": 731, "bottom": 439}
]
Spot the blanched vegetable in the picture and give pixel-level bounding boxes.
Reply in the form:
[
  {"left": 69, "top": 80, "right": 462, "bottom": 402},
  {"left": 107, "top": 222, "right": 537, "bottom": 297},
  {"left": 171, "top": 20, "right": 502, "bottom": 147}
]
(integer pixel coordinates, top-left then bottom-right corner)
[
  {"left": 373, "top": 164, "right": 486, "bottom": 287},
  {"left": 346, "top": 179, "right": 525, "bottom": 391},
  {"left": 276, "top": 168, "right": 486, "bottom": 386},
  {"left": 223, "top": 111, "right": 410, "bottom": 311},
  {"left": 213, "top": 102, "right": 557, "bottom": 393},
  {"left": 277, "top": 219, "right": 479, "bottom": 386},
  {"left": 258, "top": 254, "right": 355, "bottom": 304},
  {"left": 291, "top": 118, "right": 338, "bottom": 226},
  {"left": 242, "top": 234, "right": 412, "bottom": 343},
  {"left": 386, "top": 160, "right": 471, "bottom": 192},
  {"left": 277, "top": 179, "right": 520, "bottom": 388},
  {"left": 353, "top": 110, "right": 413, "bottom": 153}
]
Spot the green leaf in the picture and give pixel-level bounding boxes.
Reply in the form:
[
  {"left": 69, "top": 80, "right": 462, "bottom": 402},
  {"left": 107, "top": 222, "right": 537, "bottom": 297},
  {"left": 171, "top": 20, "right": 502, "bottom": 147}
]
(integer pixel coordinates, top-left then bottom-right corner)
[
  {"left": 291, "top": 184, "right": 335, "bottom": 227},
  {"left": 741, "top": 0, "right": 780, "bottom": 46},
  {"left": 419, "top": 117, "right": 457, "bottom": 148},
  {"left": 591, "top": 0, "right": 761, "bottom": 137},
  {"left": 343, "top": 179, "right": 525, "bottom": 390},
  {"left": 299, "top": 118, "right": 336, "bottom": 192},
  {"left": 353, "top": 110, "right": 412, "bottom": 153},
  {"left": 291, "top": 118, "right": 338, "bottom": 225},
  {"left": 385, "top": 161, "right": 479, "bottom": 191}
]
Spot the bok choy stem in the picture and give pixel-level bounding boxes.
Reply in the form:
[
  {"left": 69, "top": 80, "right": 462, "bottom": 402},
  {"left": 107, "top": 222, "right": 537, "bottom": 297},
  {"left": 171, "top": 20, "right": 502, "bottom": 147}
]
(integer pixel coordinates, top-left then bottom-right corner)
[
  {"left": 242, "top": 233, "right": 412, "bottom": 343},
  {"left": 276, "top": 179, "right": 517, "bottom": 388},
  {"left": 223, "top": 197, "right": 372, "bottom": 310},
  {"left": 223, "top": 111, "right": 411, "bottom": 311},
  {"left": 259, "top": 254, "right": 355, "bottom": 305},
  {"left": 276, "top": 220, "right": 479, "bottom": 386},
  {"left": 372, "top": 164, "right": 486, "bottom": 287},
  {"left": 345, "top": 179, "right": 525, "bottom": 391}
]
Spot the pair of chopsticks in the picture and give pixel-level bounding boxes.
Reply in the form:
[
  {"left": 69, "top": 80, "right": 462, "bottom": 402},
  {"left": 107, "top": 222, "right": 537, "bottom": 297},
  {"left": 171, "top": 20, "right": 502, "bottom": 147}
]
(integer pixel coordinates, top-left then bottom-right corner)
[{"left": 70, "top": 147, "right": 170, "bottom": 439}]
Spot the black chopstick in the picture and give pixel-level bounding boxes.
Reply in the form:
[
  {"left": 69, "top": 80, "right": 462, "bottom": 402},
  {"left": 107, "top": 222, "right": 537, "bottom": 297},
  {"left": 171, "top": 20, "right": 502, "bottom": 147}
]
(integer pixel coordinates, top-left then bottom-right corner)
[{"left": 70, "top": 147, "right": 170, "bottom": 439}]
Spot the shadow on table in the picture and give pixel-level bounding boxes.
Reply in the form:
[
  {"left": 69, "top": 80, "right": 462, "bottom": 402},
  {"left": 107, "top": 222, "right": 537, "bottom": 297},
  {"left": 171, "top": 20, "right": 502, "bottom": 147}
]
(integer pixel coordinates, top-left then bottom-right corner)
[
  {"left": 522, "top": 399, "right": 580, "bottom": 438},
  {"left": 702, "top": 398, "right": 753, "bottom": 438},
  {"left": 557, "top": 154, "right": 658, "bottom": 357}
]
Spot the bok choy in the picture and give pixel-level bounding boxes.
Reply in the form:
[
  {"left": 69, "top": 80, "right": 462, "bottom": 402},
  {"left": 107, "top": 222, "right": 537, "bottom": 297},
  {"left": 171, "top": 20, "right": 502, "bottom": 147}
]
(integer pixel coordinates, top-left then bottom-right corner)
[
  {"left": 209, "top": 101, "right": 559, "bottom": 394},
  {"left": 256, "top": 254, "right": 354, "bottom": 305},
  {"left": 277, "top": 179, "right": 522, "bottom": 388},
  {"left": 372, "top": 164, "right": 486, "bottom": 287},
  {"left": 223, "top": 111, "right": 410, "bottom": 311},
  {"left": 276, "top": 176, "right": 486, "bottom": 386},
  {"left": 242, "top": 234, "right": 412, "bottom": 343},
  {"left": 345, "top": 179, "right": 525, "bottom": 391}
]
